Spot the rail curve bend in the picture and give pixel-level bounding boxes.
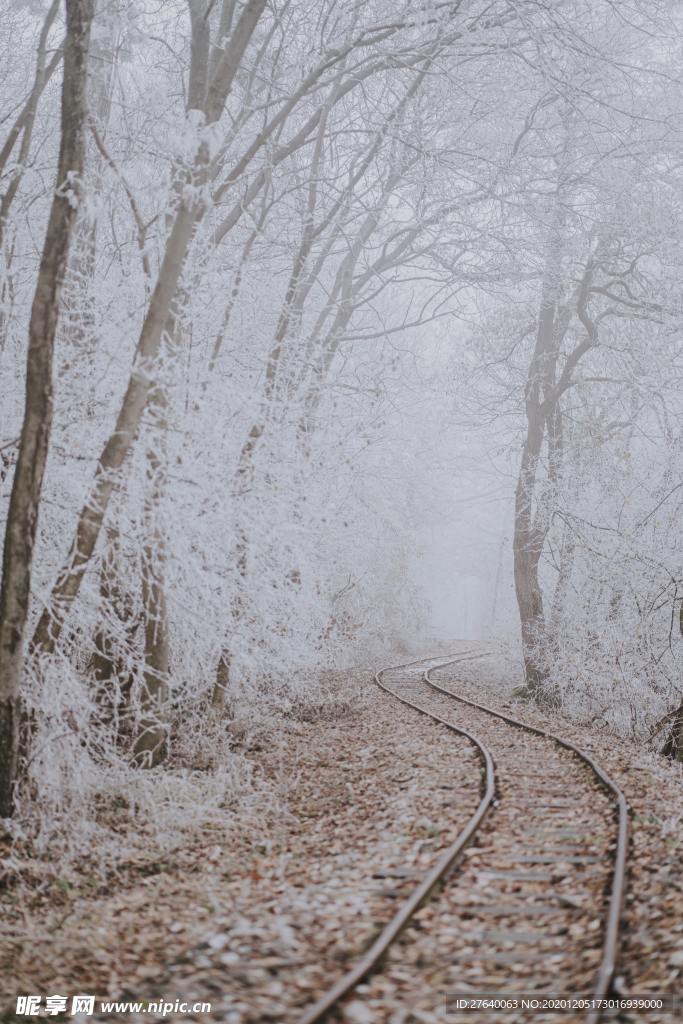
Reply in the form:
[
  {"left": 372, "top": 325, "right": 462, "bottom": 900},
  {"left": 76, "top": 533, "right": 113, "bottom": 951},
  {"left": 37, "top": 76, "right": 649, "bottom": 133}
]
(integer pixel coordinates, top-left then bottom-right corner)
[
  {"left": 297, "top": 650, "right": 629, "bottom": 1024},
  {"left": 298, "top": 653, "right": 496, "bottom": 1024}
]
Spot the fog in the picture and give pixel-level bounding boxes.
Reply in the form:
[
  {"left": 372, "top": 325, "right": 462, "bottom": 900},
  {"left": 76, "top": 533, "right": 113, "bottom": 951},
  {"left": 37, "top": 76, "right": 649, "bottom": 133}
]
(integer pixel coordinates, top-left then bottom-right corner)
[{"left": 1, "top": 4, "right": 682, "bottom": 1013}]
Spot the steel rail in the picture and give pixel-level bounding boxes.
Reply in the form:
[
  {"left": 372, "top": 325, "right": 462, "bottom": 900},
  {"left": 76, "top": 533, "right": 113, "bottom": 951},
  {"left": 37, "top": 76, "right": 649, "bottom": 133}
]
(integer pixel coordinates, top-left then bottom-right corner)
[
  {"left": 425, "top": 660, "right": 629, "bottom": 1024},
  {"left": 297, "top": 653, "right": 496, "bottom": 1024},
  {"left": 297, "top": 650, "right": 629, "bottom": 1024}
]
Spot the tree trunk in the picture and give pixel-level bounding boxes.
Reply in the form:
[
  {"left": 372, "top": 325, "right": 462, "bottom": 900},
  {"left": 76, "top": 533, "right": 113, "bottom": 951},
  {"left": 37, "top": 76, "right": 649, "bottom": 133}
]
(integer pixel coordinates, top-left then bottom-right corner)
[
  {"left": 211, "top": 650, "right": 231, "bottom": 710},
  {"left": 0, "top": 0, "right": 94, "bottom": 818},
  {"left": 133, "top": 534, "right": 169, "bottom": 764},
  {"left": 132, "top": 386, "right": 171, "bottom": 765},
  {"left": 89, "top": 524, "right": 137, "bottom": 733},
  {"left": 513, "top": 427, "right": 549, "bottom": 696},
  {"left": 662, "top": 703, "right": 683, "bottom": 761},
  {"left": 30, "top": 0, "right": 267, "bottom": 660},
  {"left": 0, "top": 0, "right": 63, "bottom": 252},
  {"left": 62, "top": 0, "right": 116, "bottom": 366},
  {"left": 662, "top": 603, "right": 683, "bottom": 761},
  {"left": 30, "top": 200, "right": 200, "bottom": 659},
  {"left": 549, "top": 518, "right": 575, "bottom": 643},
  {"left": 512, "top": 269, "right": 560, "bottom": 701}
]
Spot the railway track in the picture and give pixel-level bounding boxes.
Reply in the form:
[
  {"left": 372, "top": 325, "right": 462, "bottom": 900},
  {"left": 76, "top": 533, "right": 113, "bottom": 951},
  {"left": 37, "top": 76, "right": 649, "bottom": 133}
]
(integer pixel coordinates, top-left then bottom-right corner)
[{"left": 298, "top": 651, "right": 629, "bottom": 1024}]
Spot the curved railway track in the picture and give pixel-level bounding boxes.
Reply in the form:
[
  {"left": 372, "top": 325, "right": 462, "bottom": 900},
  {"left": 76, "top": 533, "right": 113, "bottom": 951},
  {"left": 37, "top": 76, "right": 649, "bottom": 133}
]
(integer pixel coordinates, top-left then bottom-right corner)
[{"left": 298, "top": 650, "right": 629, "bottom": 1024}]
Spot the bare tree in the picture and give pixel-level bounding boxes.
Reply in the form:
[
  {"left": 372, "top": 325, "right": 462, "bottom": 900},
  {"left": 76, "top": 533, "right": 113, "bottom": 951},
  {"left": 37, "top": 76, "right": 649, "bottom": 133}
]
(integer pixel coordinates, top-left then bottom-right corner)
[
  {"left": 30, "top": 0, "right": 269, "bottom": 661},
  {"left": 0, "top": 0, "right": 94, "bottom": 818},
  {"left": 0, "top": 0, "right": 64, "bottom": 251}
]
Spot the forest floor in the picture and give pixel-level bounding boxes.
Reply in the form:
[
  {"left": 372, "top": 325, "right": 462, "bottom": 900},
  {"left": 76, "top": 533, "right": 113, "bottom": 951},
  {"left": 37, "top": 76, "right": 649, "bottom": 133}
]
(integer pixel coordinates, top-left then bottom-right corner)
[
  {"left": 1, "top": 647, "right": 683, "bottom": 1022},
  {"left": 447, "top": 649, "right": 683, "bottom": 1010}
]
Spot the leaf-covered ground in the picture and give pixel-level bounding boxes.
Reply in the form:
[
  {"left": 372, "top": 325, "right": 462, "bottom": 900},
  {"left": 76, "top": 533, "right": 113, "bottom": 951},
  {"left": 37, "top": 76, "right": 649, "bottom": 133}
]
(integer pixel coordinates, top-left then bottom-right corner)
[
  {"left": 1, "top": 672, "right": 482, "bottom": 1021},
  {"left": 1, "top": 651, "right": 682, "bottom": 1022},
  {"left": 444, "top": 647, "right": 683, "bottom": 1011}
]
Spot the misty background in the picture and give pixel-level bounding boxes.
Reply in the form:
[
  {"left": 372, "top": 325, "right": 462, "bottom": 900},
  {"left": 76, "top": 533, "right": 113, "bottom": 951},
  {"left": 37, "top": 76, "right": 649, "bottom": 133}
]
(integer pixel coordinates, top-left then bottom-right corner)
[{"left": 0, "top": 0, "right": 682, "bottom": 854}]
